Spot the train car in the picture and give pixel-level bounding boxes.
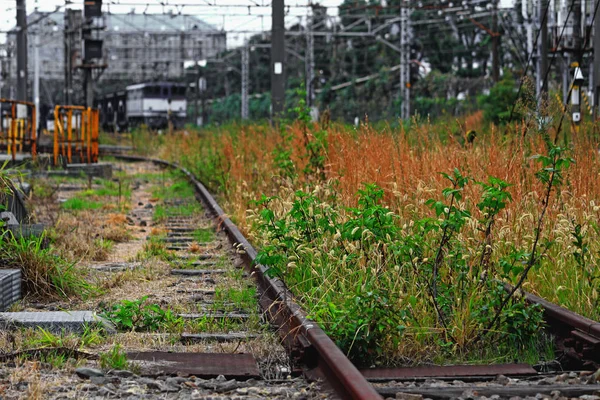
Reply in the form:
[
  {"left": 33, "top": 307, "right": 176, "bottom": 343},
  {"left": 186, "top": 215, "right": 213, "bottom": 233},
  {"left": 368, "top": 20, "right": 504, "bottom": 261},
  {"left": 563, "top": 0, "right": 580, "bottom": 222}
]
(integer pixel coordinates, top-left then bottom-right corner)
[
  {"left": 98, "top": 82, "right": 187, "bottom": 131},
  {"left": 97, "top": 90, "right": 127, "bottom": 132},
  {"left": 125, "top": 82, "right": 187, "bottom": 130}
]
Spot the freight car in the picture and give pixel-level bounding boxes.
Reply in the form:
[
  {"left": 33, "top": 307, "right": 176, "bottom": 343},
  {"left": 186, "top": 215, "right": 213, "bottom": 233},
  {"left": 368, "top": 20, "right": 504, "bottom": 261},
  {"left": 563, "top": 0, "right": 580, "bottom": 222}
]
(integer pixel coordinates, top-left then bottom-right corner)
[{"left": 97, "top": 82, "right": 187, "bottom": 131}]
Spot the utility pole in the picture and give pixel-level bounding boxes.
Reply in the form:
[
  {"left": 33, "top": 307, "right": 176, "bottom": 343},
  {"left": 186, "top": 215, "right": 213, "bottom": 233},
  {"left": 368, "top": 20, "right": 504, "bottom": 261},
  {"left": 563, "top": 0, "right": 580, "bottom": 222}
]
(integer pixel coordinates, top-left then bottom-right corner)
[
  {"left": 82, "top": 0, "right": 105, "bottom": 108},
  {"left": 525, "top": 0, "right": 534, "bottom": 63},
  {"left": 16, "top": 0, "right": 28, "bottom": 101},
  {"left": 400, "top": 0, "right": 411, "bottom": 120},
  {"left": 64, "top": 10, "right": 72, "bottom": 104},
  {"left": 594, "top": 0, "right": 600, "bottom": 119},
  {"left": 201, "top": 74, "right": 207, "bottom": 126},
  {"left": 572, "top": 64, "right": 583, "bottom": 127},
  {"left": 491, "top": 0, "right": 500, "bottom": 82},
  {"left": 573, "top": 0, "right": 582, "bottom": 64},
  {"left": 571, "top": 0, "right": 583, "bottom": 128},
  {"left": 536, "top": 0, "right": 549, "bottom": 101},
  {"left": 34, "top": 34, "right": 40, "bottom": 132},
  {"left": 241, "top": 45, "right": 249, "bottom": 120},
  {"left": 305, "top": 8, "right": 315, "bottom": 107},
  {"left": 84, "top": 70, "right": 93, "bottom": 108},
  {"left": 193, "top": 64, "right": 199, "bottom": 125},
  {"left": 271, "top": 0, "right": 285, "bottom": 117}
]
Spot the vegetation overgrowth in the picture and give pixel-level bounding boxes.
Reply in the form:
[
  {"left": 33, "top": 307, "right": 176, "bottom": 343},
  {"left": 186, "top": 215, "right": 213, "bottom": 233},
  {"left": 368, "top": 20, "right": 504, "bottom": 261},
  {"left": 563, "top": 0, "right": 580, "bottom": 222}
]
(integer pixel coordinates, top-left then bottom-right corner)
[{"left": 153, "top": 92, "right": 599, "bottom": 365}]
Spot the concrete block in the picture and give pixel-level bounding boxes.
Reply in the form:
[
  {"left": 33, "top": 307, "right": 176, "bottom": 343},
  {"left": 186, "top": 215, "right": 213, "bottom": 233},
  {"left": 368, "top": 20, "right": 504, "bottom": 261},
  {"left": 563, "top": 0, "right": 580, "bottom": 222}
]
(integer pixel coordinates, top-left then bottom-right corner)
[
  {"left": 0, "top": 212, "right": 19, "bottom": 226},
  {"left": 0, "top": 311, "right": 116, "bottom": 334},
  {"left": 0, "top": 270, "right": 21, "bottom": 311},
  {"left": 7, "top": 224, "right": 46, "bottom": 239},
  {"left": 47, "top": 163, "right": 113, "bottom": 180},
  {"left": 67, "top": 163, "right": 113, "bottom": 179}
]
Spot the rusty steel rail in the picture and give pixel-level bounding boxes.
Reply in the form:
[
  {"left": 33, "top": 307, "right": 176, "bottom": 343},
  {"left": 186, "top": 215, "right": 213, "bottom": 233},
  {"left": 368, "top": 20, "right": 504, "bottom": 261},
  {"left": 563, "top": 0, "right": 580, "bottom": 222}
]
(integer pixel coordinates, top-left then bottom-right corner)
[
  {"left": 111, "top": 155, "right": 382, "bottom": 400},
  {"left": 520, "top": 289, "right": 600, "bottom": 368}
]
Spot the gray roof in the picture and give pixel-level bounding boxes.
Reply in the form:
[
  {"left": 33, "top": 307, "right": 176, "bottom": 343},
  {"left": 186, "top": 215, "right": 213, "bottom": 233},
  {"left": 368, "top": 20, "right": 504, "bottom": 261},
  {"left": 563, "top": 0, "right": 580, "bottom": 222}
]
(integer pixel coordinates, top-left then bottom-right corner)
[{"left": 25, "top": 10, "right": 219, "bottom": 34}]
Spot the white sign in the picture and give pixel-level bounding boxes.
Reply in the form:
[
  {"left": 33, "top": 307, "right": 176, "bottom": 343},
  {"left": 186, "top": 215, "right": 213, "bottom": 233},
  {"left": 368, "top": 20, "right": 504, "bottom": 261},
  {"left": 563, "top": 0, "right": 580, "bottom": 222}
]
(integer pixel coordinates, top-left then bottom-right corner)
[
  {"left": 572, "top": 87, "right": 580, "bottom": 105},
  {"left": 16, "top": 104, "right": 27, "bottom": 119},
  {"left": 198, "top": 77, "right": 207, "bottom": 92},
  {"left": 274, "top": 62, "right": 283, "bottom": 75}
]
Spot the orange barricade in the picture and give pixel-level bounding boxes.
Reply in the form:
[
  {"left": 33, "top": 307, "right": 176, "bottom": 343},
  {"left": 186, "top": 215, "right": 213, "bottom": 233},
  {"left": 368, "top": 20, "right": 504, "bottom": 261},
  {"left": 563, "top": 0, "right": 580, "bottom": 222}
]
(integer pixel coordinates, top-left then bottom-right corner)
[
  {"left": 0, "top": 99, "right": 37, "bottom": 161},
  {"left": 53, "top": 106, "right": 99, "bottom": 165}
]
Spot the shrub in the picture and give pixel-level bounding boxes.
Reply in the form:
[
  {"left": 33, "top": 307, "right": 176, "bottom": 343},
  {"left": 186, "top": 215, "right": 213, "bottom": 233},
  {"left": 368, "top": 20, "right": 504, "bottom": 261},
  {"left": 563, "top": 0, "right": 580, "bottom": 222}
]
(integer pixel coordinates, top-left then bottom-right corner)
[{"left": 0, "top": 233, "right": 97, "bottom": 300}]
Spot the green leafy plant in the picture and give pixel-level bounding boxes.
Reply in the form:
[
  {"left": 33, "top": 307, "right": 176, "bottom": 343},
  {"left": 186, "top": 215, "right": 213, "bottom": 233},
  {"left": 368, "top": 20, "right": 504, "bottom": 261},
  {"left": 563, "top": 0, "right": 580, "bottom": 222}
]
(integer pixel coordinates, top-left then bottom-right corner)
[
  {"left": 253, "top": 174, "right": 549, "bottom": 365},
  {"left": 101, "top": 296, "right": 182, "bottom": 332},
  {"left": 99, "top": 343, "right": 129, "bottom": 370}
]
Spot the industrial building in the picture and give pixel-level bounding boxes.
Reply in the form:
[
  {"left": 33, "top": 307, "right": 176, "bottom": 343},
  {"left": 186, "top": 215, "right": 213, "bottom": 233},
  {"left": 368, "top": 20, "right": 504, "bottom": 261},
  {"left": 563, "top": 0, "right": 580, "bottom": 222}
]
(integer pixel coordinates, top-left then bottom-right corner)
[{"left": 1, "top": 9, "right": 226, "bottom": 106}]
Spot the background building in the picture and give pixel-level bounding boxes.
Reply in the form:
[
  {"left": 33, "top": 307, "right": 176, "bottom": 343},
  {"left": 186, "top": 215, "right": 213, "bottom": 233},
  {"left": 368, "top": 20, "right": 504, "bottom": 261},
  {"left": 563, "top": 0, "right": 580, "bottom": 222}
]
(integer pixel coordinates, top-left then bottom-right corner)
[{"left": 2, "top": 10, "right": 226, "bottom": 107}]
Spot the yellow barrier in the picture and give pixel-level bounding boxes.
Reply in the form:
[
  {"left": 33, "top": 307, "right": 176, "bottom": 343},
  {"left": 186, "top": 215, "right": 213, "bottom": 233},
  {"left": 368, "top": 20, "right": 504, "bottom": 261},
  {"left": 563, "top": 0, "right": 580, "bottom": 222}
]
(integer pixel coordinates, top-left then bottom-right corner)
[
  {"left": 0, "top": 99, "right": 37, "bottom": 161},
  {"left": 54, "top": 106, "right": 99, "bottom": 166}
]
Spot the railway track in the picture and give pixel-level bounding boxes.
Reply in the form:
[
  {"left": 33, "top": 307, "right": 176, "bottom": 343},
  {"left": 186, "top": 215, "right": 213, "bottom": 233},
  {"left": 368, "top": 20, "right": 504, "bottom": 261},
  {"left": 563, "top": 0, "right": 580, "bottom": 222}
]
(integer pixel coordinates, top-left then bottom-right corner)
[{"left": 0, "top": 155, "right": 599, "bottom": 399}]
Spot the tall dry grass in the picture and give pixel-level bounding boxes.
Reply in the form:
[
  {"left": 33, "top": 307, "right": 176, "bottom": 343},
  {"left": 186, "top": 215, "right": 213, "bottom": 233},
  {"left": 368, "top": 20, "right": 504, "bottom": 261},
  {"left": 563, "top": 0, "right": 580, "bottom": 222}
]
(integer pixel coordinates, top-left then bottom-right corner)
[{"left": 163, "top": 117, "right": 600, "bottom": 321}]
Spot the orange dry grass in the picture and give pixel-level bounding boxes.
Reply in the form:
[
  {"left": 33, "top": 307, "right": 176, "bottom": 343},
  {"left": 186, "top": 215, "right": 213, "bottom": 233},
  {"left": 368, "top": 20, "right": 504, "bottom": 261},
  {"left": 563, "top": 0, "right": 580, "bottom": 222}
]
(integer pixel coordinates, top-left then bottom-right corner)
[
  {"left": 327, "top": 124, "right": 600, "bottom": 206},
  {"left": 165, "top": 120, "right": 600, "bottom": 318},
  {"left": 106, "top": 213, "right": 127, "bottom": 225},
  {"left": 167, "top": 120, "right": 600, "bottom": 225}
]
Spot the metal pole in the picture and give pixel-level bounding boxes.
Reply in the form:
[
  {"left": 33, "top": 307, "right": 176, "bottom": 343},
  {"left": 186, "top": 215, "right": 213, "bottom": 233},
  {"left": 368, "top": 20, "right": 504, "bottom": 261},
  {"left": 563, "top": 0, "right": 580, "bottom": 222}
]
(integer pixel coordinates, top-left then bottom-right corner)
[
  {"left": 573, "top": 0, "right": 582, "bottom": 64},
  {"left": 16, "top": 0, "right": 28, "bottom": 101},
  {"left": 241, "top": 45, "right": 249, "bottom": 120},
  {"left": 492, "top": 0, "right": 500, "bottom": 82},
  {"left": 594, "top": 0, "right": 600, "bottom": 119},
  {"left": 563, "top": 54, "right": 570, "bottom": 103},
  {"left": 271, "top": 0, "right": 285, "bottom": 117},
  {"left": 572, "top": 64, "right": 583, "bottom": 128},
  {"left": 201, "top": 76, "right": 206, "bottom": 126},
  {"left": 64, "top": 10, "right": 72, "bottom": 104},
  {"left": 537, "top": 0, "right": 549, "bottom": 101},
  {"left": 400, "top": 0, "right": 411, "bottom": 120},
  {"left": 34, "top": 34, "right": 40, "bottom": 132},
  {"left": 85, "top": 69, "right": 93, "bottom": 108},
  {"left": 305, "top": 8, "right": 315, "bottom": 107},
  {"left": 194, "top": 65, "right": 199, "bottom": 125}
]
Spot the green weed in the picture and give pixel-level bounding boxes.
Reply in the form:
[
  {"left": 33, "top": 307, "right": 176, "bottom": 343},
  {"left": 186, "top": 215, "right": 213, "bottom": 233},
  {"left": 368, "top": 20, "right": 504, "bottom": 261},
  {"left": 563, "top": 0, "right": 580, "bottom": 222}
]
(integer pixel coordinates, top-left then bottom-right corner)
[
  {"left": 192, "top": 228, "right": 214, "bottom": 243},
  {"left": 152, "top": 203, "right": 201, "bottom": 222},
  {"left": 61, "top": 197, "right": 103, "bottom": 211},
  {"left": 99, "top": 344, "right": 129, "bottom": 370},
  {"left": 214, "top": 287, "right": 256, "bottom": 308},
  {"left": 153, "top": 180, "right": 195, "bottom": 200},
  {"left": 0, "top": 233, "right": 98, "bottom": 299},
  {"left": 101, "top": 296, "right": 183, "bottom": 332},
  {"left": 23, "top": 325, "right": 104, "bottom": 350},
  {"left": 40, "top": 350, "right": 68, "bottom": 369}
]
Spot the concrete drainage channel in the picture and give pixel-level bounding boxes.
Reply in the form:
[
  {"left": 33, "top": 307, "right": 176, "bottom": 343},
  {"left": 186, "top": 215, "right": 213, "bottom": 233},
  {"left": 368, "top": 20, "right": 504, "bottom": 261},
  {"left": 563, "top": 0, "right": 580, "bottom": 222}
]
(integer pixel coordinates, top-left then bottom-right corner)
[{"left": 0, "top": 160, "right": 332, "bottom": 399}]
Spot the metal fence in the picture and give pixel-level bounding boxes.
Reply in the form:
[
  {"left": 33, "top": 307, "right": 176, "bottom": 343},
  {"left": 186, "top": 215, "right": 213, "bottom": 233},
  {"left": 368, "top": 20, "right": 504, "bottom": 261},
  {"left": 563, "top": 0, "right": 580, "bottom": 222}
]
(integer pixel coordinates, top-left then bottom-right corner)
[
  {"left": 53, "top": 105, "right": 99, "bottom": 165},
  {"left": 0, "top": 99, "right": 37, "bottom": 161}
]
